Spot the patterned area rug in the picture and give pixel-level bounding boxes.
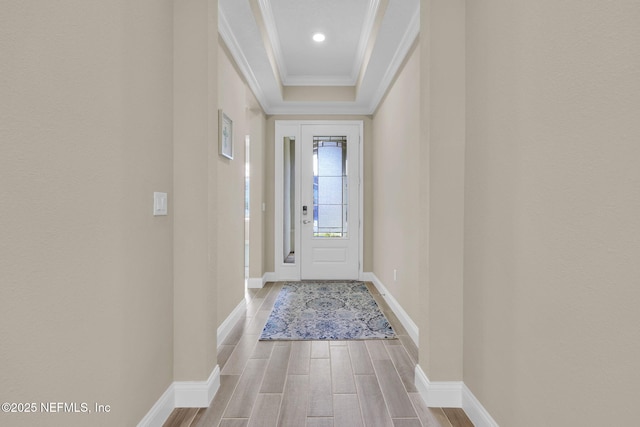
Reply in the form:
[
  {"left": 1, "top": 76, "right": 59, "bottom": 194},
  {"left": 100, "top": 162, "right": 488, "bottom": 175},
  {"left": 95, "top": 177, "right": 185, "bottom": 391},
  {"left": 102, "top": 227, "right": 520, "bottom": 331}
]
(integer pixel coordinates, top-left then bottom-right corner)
[{"left": 260, "top": 281, "right": 396, "bottom": 340}]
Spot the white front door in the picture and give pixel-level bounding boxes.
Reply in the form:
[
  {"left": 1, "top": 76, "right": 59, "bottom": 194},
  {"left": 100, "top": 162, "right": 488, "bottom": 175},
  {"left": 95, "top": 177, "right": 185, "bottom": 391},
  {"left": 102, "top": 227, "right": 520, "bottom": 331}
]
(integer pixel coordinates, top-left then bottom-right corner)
[{"left": 300, "top": 123, "right": 360, "bottom": 280}]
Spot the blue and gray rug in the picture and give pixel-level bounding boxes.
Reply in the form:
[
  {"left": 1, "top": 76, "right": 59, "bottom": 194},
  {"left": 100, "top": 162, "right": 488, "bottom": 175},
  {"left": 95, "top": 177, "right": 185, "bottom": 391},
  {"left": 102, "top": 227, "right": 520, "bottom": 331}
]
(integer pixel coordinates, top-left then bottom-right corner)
[{"left": 260, "top": 281, "right": 396, "bottom": 340}]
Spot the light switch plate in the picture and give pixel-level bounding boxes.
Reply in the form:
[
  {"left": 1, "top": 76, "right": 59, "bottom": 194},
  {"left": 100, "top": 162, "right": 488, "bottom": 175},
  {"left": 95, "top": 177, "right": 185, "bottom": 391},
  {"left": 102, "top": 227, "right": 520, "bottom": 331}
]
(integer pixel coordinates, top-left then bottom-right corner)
[{"left": 153, "top": 192, "right": 168, "bottom": 216}]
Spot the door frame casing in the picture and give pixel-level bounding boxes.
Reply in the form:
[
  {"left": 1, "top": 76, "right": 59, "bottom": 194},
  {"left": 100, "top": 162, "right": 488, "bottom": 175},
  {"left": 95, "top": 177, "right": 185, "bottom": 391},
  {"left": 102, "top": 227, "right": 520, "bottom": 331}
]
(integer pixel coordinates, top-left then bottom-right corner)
[{"left": 274, "top": 120, "right": 364, "bottom": 281}]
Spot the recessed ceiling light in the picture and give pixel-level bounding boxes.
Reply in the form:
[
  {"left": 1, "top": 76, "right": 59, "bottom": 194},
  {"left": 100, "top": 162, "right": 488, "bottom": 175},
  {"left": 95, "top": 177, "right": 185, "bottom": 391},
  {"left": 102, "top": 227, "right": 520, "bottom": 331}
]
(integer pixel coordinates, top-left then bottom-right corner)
[{"left": 312, "top": 33, "right": 326, "bottom": 43}]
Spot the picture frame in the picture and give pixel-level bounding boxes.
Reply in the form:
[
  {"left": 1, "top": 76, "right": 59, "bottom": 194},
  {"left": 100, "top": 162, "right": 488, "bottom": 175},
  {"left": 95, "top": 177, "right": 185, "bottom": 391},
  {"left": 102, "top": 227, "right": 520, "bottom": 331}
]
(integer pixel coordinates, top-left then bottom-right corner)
[{"left": 218, "top": 109, "right": 233, "bottom": 160}]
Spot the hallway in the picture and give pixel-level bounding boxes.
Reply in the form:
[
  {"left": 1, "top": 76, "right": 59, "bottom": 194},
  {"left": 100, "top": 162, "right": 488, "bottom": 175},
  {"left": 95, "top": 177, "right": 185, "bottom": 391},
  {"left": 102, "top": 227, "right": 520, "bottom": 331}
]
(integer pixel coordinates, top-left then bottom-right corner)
[
  {"left": 164, "top": 282, "right": 472, "bottom": 427},
  {"left": 4, "top": 1, "right": 639, "bottom": 426}
]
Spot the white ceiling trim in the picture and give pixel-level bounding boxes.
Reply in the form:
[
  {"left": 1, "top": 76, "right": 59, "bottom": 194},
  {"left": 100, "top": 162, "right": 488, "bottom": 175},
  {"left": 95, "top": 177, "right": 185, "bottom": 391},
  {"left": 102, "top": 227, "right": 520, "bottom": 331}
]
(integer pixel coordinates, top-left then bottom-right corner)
[
  {"left": 350, "top": 0, "right": 382, "bottom": 85},
  {"left": 219, "top": 7, "right": 272, "bottom": 113},
  {"left": 256, "top": 0, "right": 288, "bottom": 86},
  {"left": 366, "top": 8, "right": 419, "bottom": 114},
  {"left": 258, "top": 0, "right": 379, "bottom": 87},
  {"left": 283, "top": 75, "right": 358, "bottom": 87},
  {"left": 266, "top": 102, "right": 373, "bottom": 116}
]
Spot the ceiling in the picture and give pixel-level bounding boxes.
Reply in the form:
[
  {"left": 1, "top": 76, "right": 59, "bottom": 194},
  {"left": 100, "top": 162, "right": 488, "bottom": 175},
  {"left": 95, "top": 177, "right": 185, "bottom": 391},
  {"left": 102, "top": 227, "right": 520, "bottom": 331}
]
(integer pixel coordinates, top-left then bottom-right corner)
[{"left": 219, "top": 0, "right": 420, "bottom": 115}]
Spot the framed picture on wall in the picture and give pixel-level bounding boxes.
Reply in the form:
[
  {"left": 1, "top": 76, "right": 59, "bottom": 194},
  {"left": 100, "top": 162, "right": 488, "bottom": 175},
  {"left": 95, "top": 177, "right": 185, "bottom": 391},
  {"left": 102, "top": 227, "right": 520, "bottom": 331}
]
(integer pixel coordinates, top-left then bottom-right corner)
[{"left": 218, "top": 110, "right": 233, "bottom": 160}]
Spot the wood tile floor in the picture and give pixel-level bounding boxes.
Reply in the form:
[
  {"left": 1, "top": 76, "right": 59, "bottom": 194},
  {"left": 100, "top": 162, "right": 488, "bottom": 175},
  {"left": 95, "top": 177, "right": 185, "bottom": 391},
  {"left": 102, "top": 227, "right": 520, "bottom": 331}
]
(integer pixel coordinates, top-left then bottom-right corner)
[{"left": 164, "top": 282, "right": 474, "bottom": 427}]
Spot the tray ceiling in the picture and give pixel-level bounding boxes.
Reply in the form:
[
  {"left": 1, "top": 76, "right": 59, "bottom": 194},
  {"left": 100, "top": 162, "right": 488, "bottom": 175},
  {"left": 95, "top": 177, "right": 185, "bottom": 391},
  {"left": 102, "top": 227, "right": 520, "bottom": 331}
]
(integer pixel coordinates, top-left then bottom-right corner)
[{"left": 219, "top": 0, "right": 419, "bottom": 115}]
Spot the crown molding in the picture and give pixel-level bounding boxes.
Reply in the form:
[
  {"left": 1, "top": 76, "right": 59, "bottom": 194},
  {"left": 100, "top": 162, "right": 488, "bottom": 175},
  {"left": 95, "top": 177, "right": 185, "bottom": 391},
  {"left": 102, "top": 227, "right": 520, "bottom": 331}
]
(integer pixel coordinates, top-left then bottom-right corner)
[
  {"left": 218, "top": 7, "right": 272, "bottom": 113},
  {"left": 266, "top": 102, "right": 372, "bottom": 116},
  {"left": 257, "top": 0, "right": 289, "bottom": 84},
  {"left": 284, "top": 75, "right": 357, "bottom": 87},
  {"left": 367, "top": 8, "right": 419, "bottom": 114},
  {"left": 350, "top": 0, "right": 382, "bottom": 84}
]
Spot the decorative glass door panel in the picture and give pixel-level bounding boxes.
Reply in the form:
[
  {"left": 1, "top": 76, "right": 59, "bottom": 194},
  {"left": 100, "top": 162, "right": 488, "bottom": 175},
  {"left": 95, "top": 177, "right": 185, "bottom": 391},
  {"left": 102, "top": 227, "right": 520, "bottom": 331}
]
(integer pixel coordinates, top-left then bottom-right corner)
[{"left": 313, "top": 136, "right": 348, "bottom": 238}]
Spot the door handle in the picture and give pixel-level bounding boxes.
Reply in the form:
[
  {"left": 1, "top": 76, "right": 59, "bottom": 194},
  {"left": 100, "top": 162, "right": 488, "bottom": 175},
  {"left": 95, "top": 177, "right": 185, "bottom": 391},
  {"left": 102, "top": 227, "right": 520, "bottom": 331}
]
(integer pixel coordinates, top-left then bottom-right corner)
[{"left": 303, "top": 220, "right": 312, "bottom": 224}]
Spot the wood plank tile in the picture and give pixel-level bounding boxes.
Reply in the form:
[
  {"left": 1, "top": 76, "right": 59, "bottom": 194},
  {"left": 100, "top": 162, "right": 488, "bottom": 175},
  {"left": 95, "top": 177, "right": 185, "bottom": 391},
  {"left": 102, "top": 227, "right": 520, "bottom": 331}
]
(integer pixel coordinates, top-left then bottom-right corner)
[
  {"left": 177, "top": 279, "right": 474, "bottom": 427},
  {"left": 307, "top": 417, "right": 334, "bottom": 427},
  {"left": 366, "top": 340, "right": 391, "bottom": 360},
  {"left": 190, "top": 408, "right": 206, "bottom": 427},
  {"left": 262, "top": 282, "right": 283, "bottom": 308},
  {"left": 251, "top": 339, "right": 274, "bottom": 359},
  {"left": 219, "top": 419, "right": 248, "bottom": 427},
  {"left": 247, "top": 309, "right": 271, "bottom": 335},
  {"left": 365, "top": 282, "right": 381, "bottom": 295},
  {"left": 224, "top": 358, "right": 269, "bottom": 418},
  {"left": 442, "top": 408, "right": 474, "bottom": 427},
  {"left": 278, "top": 375, "right": 309, "bottom": 427},
  {"left": 408, "top": 393, "right": 452, "bottom": 427},
  {"left": 392, "top": 419, "right": 422, "bottom": 427},
  {"left": 330, "top": 345, "right": 356, "bottom": 393},
  {"left": 354, "top": 375, "right": 393, "bottom": 427},
  {"left": 333, "top": 394, "right": 364, "bottom": 427},
  {"left": 246, "top": 287, "right": 271, "bottom": 315},
  {"left": 193, "top": 375, "right": 240, "bottom": 427},
  {"left": 348, "top": 341, "right": 374, "bottom": 375},
  {"left": 288, "top": 341, "right": 311, "bottom": 374},
  {"left": 246, "top": 297, "right": 265, "bottom": 317},
  {"left": 308, "top": 358, "right": 333, "bottom": 417},
  {"left": 372, "top": 359, "right": 417, "bottom": 418},
  {"left": 254, "top": 283, "right": 272, "bottom": 298},
  {"left": 217, "top": 345, "right": 235, "bottom": 370},
  {"left": 246, "top": 288, "right": 260, "bottom": 300},
  {"left": 247, "top": 394, "right": 282, "bottom": 427},
  {"left": 386, "top": 345, "right": 418, "bottom": 393},
  {"left": 221, "top": 318, "right": 249, "bottom": 346},
  {"left": 398, "top": 335, "right": 418, "bottom": 364},
  {"left": 260, "top": 343, "right": 291, "bottom": 393},
  {"left": 374, "top": 301, "right": 408, "bottom": 337},
  {"left": 311, "top": 340, "right": 330, "bottom": 358},
  {"left": 163, "top": 407, "right": 199, "bottom": 427},
  {"left": 221, "top": 333, "right": 259, "bottom": 375}
]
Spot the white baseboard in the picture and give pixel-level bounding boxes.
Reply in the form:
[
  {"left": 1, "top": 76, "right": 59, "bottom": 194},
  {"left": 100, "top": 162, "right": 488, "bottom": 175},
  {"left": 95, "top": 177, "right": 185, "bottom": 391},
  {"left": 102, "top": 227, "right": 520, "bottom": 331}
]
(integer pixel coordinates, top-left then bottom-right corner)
[
  {"left": 140, "top": 296, "right": 252, "bottom": 426},
  {"left": 217, "top": 299, "right": 247, "bottom": 349},
  {"left": 415, "top": 365, "right": 499, "bottom": 426},
  {"left": 363, "top": 272, "right": 419, "bottom": 347},
  {"left": 137, "top": 365, "right": 220, "bottom": 426},
  {"left": 137, "top": 382, "right": 175, "bottom": 427},
  {"left": 463, "top": 384, "right": 500, "bottom": 427},
  {"left": 414, "top": 364, "right": 463, "bottom": 407},
  {"left": 247, "top": 277, "right": 264, "bottom": 288},
  {"left": 247, "top": 272, "right": 276, "bottom": 289},
  {"left": 174, "top": 365, "right": 220, "bottom": 408}
]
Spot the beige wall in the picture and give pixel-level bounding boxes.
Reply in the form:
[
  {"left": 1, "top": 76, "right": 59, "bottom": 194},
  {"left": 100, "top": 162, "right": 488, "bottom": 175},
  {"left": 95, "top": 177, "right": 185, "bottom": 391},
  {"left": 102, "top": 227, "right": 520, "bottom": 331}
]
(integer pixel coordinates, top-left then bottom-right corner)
[
  {"left": 173, "top": 0, "right": 219, "bottom": 382},
  {"left": 371, "top": 43, "right": 422, "bottom": 324},
  {"left": 413, "top": 0, "right": 467, "bottom": 383},
  {"left": 1, "top": 0, "right": 223, "bottom": 424},
  {"left": 464, "top": 0, "right": 640, "bottom": 425},
  {"left": 217, "top": 39, "right": 267, "bottom": 321},
  {"left": 372, "top": 1, "right": 467, "bottom": 384},
  {"left": 248, "top": 98, "right": 267, "bottom": 280},
  {"left": 1, "top": 0, "right": 175, "bottom": 425}
]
